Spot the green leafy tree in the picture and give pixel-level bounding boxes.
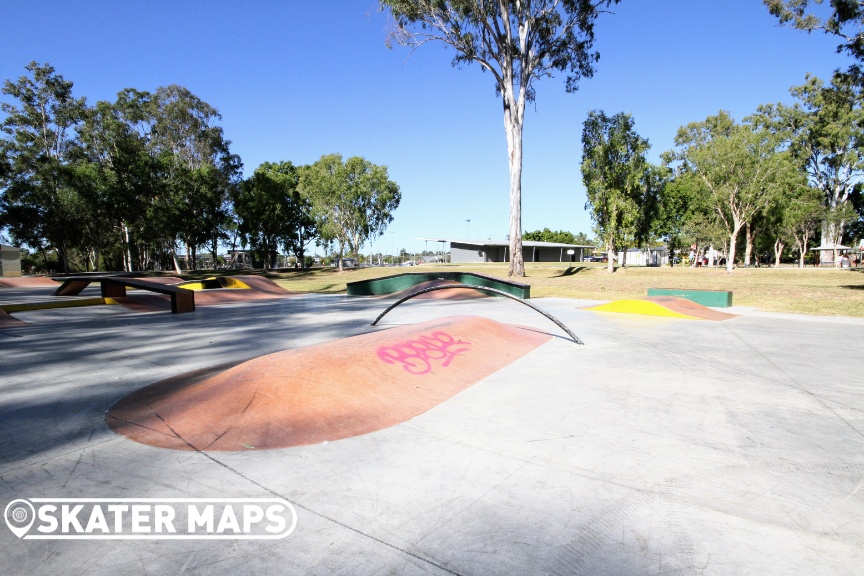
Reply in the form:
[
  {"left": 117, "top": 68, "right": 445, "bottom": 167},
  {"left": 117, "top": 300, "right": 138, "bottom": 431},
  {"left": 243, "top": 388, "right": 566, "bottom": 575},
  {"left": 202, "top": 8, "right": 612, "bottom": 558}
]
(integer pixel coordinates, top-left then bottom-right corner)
[
  {"left": 234, "top": 161, "right": 316, "bottom": 269},
  {"left": 764, "top": 0, "right": 864, "bottom": 68},
  {"left": 581, "top": 110, "right": 652, "bottom": 273},
  {"left": 299, "top": 154, "right": 401, "bottom": 271},
  {"left": 148, "top": 85, "right": 242, "bottom": 271},
  {"left": 523, "top": 228, "right": 576, "bottom": 243},
  {"left": 672, "top": 111, "right": 804, "bottom": 272},
  {"left": 750, "top": 74, "right": 864, "bottom": 247},
  {"left": 76, "top": 92, "right": 160, "bottom": 271},
  {"left": 0, "top": 61, "right": 88, "bottom": 272},
  {"left": 778, "top": 185, "right": 825, "bottom": 266},
  {"left": 381, "top": 0, "right": 619, "bottom": 277}
]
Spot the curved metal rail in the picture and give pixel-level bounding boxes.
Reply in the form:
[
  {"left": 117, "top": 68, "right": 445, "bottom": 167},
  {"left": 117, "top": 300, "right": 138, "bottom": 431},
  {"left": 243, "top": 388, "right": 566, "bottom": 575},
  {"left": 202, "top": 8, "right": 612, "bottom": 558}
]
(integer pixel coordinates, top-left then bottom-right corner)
[{"left": 370, "top": 283, "right": 584, "bottom": 345}]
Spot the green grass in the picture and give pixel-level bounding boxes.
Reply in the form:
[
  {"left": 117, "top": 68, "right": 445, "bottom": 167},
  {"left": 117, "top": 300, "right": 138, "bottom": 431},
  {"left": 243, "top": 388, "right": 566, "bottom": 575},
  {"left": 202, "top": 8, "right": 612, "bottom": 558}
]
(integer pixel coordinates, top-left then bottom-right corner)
[{"left": 254, "top": 263, "right": 864, "bottom": 318}]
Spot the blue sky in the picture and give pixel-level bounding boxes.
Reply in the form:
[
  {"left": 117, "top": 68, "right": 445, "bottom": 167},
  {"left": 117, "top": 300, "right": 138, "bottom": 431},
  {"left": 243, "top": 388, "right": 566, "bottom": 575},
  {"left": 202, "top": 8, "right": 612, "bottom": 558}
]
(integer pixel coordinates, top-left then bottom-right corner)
[{"left": 1, "top": 0, "right": 852, "bottom": 255}]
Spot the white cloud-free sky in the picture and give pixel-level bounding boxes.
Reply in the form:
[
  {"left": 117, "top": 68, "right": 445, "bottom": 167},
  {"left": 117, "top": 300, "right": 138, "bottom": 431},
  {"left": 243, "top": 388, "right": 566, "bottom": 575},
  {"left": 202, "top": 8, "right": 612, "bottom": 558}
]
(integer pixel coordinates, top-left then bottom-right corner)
[{"left": 1, "top": 0, "right": 852, "bottom": 255}]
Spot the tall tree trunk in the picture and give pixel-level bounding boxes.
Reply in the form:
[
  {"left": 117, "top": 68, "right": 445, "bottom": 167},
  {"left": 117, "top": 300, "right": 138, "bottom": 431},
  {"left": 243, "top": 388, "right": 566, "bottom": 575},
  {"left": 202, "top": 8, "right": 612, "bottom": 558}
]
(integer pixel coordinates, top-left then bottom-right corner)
[
  {"left": 773, "top": 238, "right": 784, "bottom": 267},
  {"left": 172, "top": 249, "right": 182, "bottom": 275},
  {"left": 727, "top": 224, "right": 742, "bottom": 273},
  {"left": 503, "top": 86, "right": 525, "bottom": 277},
  {"left": 744, "top": 222, "right": 756, "bottom": 267},
  {"left": 59, "top": 242, "right": 70, "bottom": 274},
  {"left": 297, "top": 231, "right": 306, "bottom": 269},
  {"left": 796, "top": 233, "right": 810, "bottom": 268},
  {"left": 123, "top": 223, "right": 133, "bottom": 272},
  {"left": 606, "top": 238, "right": 615, "bottom": 274}
]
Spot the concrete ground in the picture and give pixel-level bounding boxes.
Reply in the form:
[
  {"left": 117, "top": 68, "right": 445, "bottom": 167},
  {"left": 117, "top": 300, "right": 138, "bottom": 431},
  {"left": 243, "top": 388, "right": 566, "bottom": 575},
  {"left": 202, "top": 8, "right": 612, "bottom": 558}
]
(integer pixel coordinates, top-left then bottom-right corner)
[{"left": 0, "top": 288, "right": 862, "bottom": 575}]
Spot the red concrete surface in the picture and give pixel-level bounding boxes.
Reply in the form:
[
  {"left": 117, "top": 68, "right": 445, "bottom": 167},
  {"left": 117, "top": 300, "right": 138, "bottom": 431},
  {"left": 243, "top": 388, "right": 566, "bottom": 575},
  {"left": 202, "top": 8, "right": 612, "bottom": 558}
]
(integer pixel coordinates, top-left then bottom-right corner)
[
  {"left": 646, "top": 296, "right": 738, "bottom": 321},
  {"left": 0, "top": 277, "right": 59, "bottom": 288},
  {"left": 384, "top": 279, "right": 490, "bottom": 300},
  {"left": 231, "top": 275, "right": 292, "bottom": 295},
  {"left": 107, "top": 316, "right": 552, "bottom": 451}
]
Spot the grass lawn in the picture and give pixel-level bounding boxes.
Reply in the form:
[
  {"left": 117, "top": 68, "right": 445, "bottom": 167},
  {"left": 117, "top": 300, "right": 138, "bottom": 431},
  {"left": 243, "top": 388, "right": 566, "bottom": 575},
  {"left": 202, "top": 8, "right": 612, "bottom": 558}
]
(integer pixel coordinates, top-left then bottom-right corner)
[{"left": 236, "top": 262, "right": 864, "bottom": 318}]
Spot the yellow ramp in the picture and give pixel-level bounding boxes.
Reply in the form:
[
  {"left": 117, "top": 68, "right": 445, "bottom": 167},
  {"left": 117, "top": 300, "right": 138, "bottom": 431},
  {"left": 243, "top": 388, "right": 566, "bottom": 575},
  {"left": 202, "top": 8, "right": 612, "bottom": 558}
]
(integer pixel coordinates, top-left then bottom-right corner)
[{"left": 586, "top": 299, "right": 697, "bottom": 319}]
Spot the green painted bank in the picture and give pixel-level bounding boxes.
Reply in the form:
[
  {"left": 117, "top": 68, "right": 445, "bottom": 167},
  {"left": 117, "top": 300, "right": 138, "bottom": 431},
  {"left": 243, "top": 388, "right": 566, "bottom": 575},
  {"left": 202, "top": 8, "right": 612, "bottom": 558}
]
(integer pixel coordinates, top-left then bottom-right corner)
[
  {"left": 647, "top": 288, "right": 732, "bottom": 307},
  {"left": 347, "top": 272, "right": 531, "bottom": 299}
]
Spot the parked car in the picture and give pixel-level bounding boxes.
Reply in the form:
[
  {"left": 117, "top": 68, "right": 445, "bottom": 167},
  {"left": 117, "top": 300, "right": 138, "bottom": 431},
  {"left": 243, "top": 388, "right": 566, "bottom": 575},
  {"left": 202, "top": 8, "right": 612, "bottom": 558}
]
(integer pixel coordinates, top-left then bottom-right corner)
[{"left": 584, "top": 253, "right": 607, "bottom": 263}]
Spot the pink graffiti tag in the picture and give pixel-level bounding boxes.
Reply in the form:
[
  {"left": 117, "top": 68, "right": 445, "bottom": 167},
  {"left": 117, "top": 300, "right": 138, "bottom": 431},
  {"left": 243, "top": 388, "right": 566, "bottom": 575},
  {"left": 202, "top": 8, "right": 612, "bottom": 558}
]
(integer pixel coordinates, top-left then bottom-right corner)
[{"left": 376, "top": 331, "right": 471, "bottom": 375}]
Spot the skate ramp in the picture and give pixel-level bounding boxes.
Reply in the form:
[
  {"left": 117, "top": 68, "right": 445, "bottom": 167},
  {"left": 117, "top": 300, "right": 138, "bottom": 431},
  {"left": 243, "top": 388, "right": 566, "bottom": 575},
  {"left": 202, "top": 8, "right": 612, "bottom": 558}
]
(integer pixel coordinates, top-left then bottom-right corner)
[
  {"left": 106, "top": 316, "right": 551, "bottom": 451},
  {"left": 0, "top": 277, "right": 59, "bottom": 288},
  {"left": 586, "top": 296, "right": 737, "bottom": 321},
  {"left": 0, "top": 309, "right": 28, "bottom": 327},
  {"left": 384, "top": 279, "right": 490, "bottom": 301}
]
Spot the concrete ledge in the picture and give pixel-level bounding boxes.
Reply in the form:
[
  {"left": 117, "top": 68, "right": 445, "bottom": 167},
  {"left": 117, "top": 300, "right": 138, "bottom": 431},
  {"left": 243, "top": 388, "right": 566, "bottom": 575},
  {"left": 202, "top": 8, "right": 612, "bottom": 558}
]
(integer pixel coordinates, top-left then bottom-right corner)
[
  {"left": 647, "top": 288, "right": 732, "bottom": 307},
  {"left": 52, "top": 276, "right": 195, "bottom": 313}
]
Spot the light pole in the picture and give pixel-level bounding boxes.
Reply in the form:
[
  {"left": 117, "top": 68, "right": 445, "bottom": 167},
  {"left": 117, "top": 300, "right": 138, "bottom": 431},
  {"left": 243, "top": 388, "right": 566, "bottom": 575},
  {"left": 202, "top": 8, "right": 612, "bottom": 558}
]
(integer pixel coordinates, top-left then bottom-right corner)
[{"left": 466, "top": 219, "right": 471, "bottom": 240}]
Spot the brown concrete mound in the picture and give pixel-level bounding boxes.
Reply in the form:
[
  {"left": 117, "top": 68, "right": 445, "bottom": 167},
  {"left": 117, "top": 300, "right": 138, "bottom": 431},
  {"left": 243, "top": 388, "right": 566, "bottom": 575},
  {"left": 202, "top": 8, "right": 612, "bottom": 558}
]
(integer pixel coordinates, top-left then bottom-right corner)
[
  {"left": 385, "top": 279, "right": 490, "bottom": 300},
  {"left": 647, "top": 296, "right": 738, "bottom": 321},
  {"left": 0, "top": 309, "right": 28, "bottom": 327},
  {"left": 0, "top": 277, "right": 59, "bottom": 288},
  {"left": 231, "top": 275, "right": 292, "bottom": 295},
  {"left": 107, "top": 316, "right": 551, "bottom": 451}
]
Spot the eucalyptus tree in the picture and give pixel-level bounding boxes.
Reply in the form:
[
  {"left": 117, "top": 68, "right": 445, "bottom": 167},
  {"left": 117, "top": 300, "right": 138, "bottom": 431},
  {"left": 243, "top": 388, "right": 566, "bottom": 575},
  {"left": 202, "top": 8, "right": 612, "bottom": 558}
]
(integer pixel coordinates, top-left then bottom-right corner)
[
  {"left": 299, "top": 154, "right": 401, "bottom": 271},
  {"left": 77, "top": 93, "right": 159, "bottom": 271},
  {"left": 234, "top": 161, "right": 315, "bottom": 269},
  {"left": 764, "top": 0, "right": 864, "bottom": 69},
  {"left": 778, "top": 185, "right": 824, "bottom": 267},
  {"left": 147, "top": 85, "right": 242, "bottom": 270},
  {"left": 0, "top": 61, "right": 88, "bottom": 272},
  {"left": 750, "top": 74, "right": 864, "bottom": 249},
  {"left": 380, "top": 0, "right": 620, "bottom": 277},
  {"left": 672, "top": 111, "right": 805, "bottom": 272},
  {"left": 581, "top": 110, "right": 651, "bottom": 273}
]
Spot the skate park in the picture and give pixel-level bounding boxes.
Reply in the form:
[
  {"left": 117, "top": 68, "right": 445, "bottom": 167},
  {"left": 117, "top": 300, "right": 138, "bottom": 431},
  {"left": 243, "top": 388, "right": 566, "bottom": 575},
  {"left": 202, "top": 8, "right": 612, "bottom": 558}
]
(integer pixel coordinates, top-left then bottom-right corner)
[{"left": 1, "top": 274, "right": 862, "bottom": 575}]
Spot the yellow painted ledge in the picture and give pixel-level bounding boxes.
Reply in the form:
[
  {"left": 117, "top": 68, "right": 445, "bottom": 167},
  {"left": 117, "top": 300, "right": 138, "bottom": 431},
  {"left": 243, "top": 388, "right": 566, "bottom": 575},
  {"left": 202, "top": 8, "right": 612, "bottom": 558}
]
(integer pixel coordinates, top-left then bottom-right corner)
[
  {"left": 586, "top": 299, "right": 696, "bottom": 319},
  {"left": 178, "top": 277, "right": 251, "bottom": 291}
]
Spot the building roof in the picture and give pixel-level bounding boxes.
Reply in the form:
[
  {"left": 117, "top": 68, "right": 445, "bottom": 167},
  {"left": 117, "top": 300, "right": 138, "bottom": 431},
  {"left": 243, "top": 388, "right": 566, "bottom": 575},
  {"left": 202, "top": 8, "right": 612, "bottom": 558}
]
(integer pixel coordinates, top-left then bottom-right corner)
[{"left": 417, "top": 238, "right": 595, "bottom": 249}]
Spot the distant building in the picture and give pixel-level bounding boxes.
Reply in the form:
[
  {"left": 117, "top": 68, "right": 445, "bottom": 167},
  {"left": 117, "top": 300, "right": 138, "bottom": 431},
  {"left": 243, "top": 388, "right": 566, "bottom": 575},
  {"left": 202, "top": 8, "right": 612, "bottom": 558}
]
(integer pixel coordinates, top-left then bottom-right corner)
[
  {"left": 420, "top": 239, "right": 594, "bottom": 263},
  {"left": 0, "top": 244, "right": 21, "bottom": 277},
  {"left": 614, "top": 247, "right": 669, "bottom": 267}
]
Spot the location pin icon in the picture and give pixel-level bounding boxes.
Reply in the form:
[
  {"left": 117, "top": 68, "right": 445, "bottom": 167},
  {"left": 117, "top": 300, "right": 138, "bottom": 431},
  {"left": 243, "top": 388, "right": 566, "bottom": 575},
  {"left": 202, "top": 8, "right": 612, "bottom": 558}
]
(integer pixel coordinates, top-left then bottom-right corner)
[{"left": 5, "top": 499, "right": 35, "bottom": 538}]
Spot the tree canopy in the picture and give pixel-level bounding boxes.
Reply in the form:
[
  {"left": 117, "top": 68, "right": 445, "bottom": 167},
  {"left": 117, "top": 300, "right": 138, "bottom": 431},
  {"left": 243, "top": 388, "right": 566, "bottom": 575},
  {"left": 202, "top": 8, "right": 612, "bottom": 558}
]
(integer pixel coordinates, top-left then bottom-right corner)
[
  {"left": 764, "top": 0, "right": 864, "bottom": 63},
  {"left": 581, "top": 110, "right": 654, "bottom": 272},
  {"left": 750, "top": 73, "right": 864, "bottom": 244},
  {"left": 234, "top": 161, "right": 307, "bottom": 269},
  {"left": 0, "top": 61, "right": 88, "bottom": 272},
  {"left": 299, "top": 154, "right": 401, "bottom": 271},
  {"left": 671, "top": 111, "right": 806, "bottom": 272}
]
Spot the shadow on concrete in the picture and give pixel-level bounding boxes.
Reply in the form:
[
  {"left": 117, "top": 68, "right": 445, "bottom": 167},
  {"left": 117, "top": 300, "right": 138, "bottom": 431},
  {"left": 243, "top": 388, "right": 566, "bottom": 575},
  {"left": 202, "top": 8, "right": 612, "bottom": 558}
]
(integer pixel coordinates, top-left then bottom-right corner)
[{"left": 0, "top": 297, "right": 386, "bottom": 467}]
